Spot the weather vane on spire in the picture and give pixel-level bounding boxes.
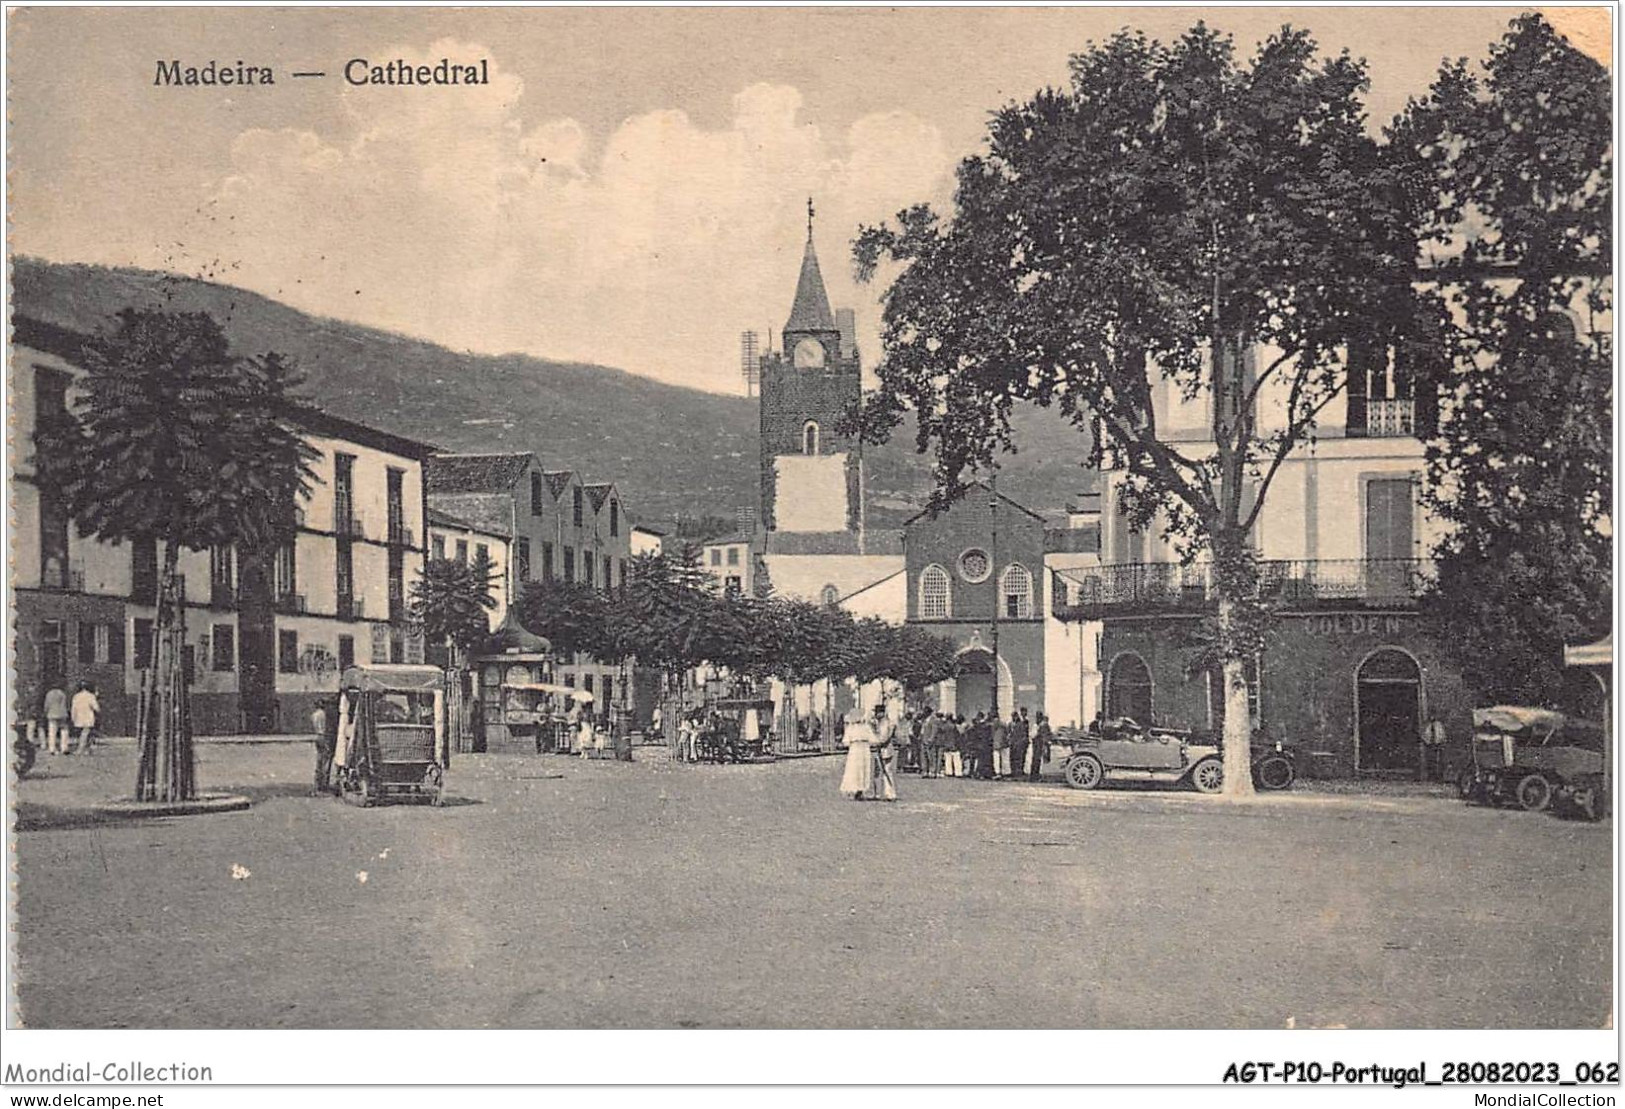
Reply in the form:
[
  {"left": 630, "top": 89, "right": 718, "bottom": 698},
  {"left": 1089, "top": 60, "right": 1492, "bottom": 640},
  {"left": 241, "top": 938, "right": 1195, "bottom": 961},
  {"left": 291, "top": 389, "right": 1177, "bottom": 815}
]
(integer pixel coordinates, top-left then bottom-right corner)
[{"left": 807, "top": 196, "right": 815, "bottom": 240}]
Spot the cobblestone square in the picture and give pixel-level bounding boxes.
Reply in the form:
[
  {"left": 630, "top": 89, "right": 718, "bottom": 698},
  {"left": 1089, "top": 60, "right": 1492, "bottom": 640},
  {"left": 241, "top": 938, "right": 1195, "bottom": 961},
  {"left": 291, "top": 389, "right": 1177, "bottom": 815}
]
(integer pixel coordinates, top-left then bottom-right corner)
[{"left": 12, "top": 743, "right": 1612, "bottom": 1028}]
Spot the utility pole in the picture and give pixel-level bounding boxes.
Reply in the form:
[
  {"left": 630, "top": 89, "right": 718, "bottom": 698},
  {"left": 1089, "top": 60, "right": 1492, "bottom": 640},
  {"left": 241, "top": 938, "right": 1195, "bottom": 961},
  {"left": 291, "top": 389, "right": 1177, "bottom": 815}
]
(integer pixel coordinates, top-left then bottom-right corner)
[{"left": 989, "top": 471, "right": 1000, "bottom": 722}]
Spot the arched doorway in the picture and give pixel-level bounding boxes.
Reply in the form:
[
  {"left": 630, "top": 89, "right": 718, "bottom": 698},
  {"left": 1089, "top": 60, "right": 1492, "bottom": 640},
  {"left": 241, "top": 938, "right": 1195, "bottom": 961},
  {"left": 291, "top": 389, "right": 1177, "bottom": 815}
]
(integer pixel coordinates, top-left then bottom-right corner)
[
  {"left": 1356, "top": 647, "right": 1422, "bottom": 771},
  {"left": 1105, "top": 652, "right": 1154, "bottom": 723},
  {"left": 954, "top": 646, "right": 1013, "bottom": 719}
]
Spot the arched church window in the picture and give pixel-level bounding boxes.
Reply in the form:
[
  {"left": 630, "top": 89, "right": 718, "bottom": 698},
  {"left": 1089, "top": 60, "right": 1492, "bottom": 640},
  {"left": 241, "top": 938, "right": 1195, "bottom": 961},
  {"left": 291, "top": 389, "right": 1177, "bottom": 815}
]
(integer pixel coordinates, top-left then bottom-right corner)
[
  {"left": 803, "top": 421, "right": 820, "bottom": 455},
  {"left": 1000, "top": 563, "right": 1033, "bottom": 619},
  {"left": 919, "top": 564, "right": 951, "bottom": 619},
  {"left": 819, "top": 583, "right": 840, "bottom": 608}
]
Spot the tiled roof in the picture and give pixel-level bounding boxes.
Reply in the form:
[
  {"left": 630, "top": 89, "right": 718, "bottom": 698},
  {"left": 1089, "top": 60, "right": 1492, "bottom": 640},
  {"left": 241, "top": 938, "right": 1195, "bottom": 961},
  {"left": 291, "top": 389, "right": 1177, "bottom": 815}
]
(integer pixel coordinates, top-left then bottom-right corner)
[
  {"left": 582, "top": 482, "right": 616, "bottom": 512},
  {"left": 425, "top": 453, "right": 533, "bottom": 493},
  {"left": 425, "top": 493, "right": 512, "bottom": 538},
  {"left": 543, "top": 470, "right": 575, "bottom": 498},
  {"left": 785, "top": 237, "right": 837, "bottom": 333},
  {"left": 762, "top": 531, "right": 860, "bottom": 556},
  {"left": 432, "top": 504, "right": 507, "bottom": 536}
]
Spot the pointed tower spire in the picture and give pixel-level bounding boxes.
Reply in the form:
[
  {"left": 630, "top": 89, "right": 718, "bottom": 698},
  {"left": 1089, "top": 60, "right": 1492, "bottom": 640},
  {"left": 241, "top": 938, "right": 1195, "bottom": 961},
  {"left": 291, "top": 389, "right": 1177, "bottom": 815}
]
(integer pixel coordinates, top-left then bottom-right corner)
[{"left": 786, "top": 198, "right": 837, "bottom": 334}]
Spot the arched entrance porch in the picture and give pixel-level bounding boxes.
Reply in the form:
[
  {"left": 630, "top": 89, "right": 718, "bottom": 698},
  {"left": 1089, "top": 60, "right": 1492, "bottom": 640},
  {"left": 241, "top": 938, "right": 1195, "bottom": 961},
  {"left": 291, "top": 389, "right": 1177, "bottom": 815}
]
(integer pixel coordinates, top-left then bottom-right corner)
[
  {"left": 1356, "top": 646, "right": 1423, "bottom": 772},
  {"left": 948, "top": 645, "right": 1014, "bottom": 719}
]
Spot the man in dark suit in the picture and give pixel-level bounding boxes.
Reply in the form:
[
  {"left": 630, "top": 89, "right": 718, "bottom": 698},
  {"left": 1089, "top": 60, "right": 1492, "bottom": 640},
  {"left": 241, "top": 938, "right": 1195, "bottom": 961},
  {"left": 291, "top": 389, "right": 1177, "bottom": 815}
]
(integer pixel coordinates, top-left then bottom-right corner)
[{"left": 1009, "top": 707, "right": 1031, "bottom": 782}]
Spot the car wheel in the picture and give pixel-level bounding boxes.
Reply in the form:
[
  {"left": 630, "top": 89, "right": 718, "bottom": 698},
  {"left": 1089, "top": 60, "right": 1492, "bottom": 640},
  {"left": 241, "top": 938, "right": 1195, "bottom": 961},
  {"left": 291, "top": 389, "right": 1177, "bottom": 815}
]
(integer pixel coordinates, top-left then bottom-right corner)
[
  {"left": 1063, "top": 754, "right": 1103, "bottom": 790},
  {"left": 1254, "top": 754, "right": 1295, "bottom": 791},
  {"left": 1516, "top": 773, "right": 1552, "bottom": 813},
  {"left": 1190, "top": 757, "right": 1224, "bottom": 795}
]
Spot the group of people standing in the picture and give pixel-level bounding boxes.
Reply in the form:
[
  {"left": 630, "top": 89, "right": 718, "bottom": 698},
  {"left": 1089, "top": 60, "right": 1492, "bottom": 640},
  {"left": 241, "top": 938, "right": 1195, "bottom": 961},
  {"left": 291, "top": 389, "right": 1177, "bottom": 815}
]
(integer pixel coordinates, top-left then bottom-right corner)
[
  {"left": 908, "top": 707, "right": 1053, "bottom": 782},
  {"left": 838, "top": 703, "right": 1056, "bottom": 801},
  {"left": 26, "top": 681, "right": 101, "bottom": 757}
]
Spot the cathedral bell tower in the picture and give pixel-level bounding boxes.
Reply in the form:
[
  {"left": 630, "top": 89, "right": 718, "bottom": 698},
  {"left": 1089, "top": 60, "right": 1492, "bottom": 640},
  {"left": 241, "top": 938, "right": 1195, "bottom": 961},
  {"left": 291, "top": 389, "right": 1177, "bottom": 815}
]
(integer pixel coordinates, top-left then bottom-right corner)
[{"left": 758, "top": 199, "right": 863, "bottom": 536}]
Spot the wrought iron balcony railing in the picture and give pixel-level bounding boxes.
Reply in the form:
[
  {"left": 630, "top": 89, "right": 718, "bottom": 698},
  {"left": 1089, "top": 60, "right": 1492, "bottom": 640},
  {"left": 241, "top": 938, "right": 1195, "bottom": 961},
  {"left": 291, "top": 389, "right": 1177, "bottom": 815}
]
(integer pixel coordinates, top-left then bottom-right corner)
[
  {"left": 1055, "top": 558, "right": 1426, "bottom": 618},
  {"left": 275, "top": 591, "right": 307, "bottom": 615},
  {"left": 334, "top": 510, "right": 366, "bottom": 540},
  {"left": 1347, "top": 397, "right": 1417, "bottom": 438},
  {"left": 1366, "top": 398, "right": 1415, "bottom": 437}
]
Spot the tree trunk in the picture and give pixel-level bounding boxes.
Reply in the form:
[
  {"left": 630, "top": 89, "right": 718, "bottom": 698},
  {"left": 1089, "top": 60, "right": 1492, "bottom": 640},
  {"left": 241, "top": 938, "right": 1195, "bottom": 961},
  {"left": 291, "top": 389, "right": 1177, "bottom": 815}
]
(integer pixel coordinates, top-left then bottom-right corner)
[
  {"left": 1216, "top": 598, "right": 1256, "bottom": 799},
  {"left": 662, "top": 669, "right": 680, "bottom": 758},
  {"left": 136, "top": 540, "right": 195, "bottom": 802},
  {"left": 780, "top": 674, "right": 798, "bottom": 753},
  {"left": 444, "top": 639, "right": 463, "bottom": 755}
]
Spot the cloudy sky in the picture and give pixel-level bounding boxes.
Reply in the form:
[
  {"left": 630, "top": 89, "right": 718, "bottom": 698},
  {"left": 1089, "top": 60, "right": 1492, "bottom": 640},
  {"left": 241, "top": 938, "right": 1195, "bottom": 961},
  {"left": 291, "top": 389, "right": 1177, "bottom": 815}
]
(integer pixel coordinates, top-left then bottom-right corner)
[{"left": 7, "top": 7, "right": 1596, "bottom": 395}]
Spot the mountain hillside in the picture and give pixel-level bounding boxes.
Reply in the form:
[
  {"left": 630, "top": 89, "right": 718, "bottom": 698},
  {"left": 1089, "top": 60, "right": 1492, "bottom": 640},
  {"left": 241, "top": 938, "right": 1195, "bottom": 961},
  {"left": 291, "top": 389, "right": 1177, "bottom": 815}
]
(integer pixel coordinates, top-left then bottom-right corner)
[{"left": 11, "top": 258, "right": 1096, "bottom": 528}]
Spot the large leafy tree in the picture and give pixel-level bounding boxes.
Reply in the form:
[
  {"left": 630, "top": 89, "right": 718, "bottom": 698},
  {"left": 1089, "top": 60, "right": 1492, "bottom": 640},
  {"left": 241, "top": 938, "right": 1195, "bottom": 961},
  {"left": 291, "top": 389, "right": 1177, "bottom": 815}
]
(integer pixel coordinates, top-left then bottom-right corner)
[
  {"left": 603, "top": 549, "right": 717, "bottom": 727},
  {"left": 411, "top": 554, "right": 498, "bottom": 666},
  {"left": 596, "top": 554, "right": 959, "bottom": 738},
  {"left": 883, "top": 624, "right": 962, "bottom": 693},
  {"left": 1402, "top": 14, "right": 1612, "bottom": 706},
  {"left": 34, "top": 309, "right": 318, "bottom": 801},
  {"left": 852, "top": 23, "right": 1414, "bottom": 794},
  {"left": 516, "top": 577, "right": 615, "bottom": 664}
]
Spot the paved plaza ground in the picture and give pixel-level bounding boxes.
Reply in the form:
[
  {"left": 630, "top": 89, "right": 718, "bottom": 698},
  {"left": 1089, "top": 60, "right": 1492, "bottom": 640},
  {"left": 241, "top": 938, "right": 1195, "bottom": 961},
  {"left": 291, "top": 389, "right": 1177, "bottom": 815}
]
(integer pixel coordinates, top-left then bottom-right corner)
[{"left": 10, "top": 741, "right": 1613, "bottom": 1028}]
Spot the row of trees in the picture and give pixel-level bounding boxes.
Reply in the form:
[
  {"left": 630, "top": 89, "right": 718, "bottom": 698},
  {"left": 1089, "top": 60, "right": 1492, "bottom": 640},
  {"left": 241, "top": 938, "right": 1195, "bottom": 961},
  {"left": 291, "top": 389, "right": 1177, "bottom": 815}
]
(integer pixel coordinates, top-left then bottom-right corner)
[
  {"left": 33, "top": 302, "right": 953, "bottom": 801},
  {"left": 851, "top": 13, "right": 1610, "bottom": 795},
  {"left": 512, "top": 548, "right": 961, "bottom": 715}
]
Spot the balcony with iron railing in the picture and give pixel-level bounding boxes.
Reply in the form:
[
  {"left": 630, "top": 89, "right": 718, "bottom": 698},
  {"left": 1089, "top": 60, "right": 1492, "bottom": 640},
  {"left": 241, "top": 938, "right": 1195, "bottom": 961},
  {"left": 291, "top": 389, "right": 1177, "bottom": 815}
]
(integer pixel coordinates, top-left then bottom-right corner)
[
  {"left": 275, "top": 591, "right": 307, "bottom": 615},
  {"left": 337, "top": 595, "right": 365, "bottom": 621},
  {"left": 334, "top": 510, "right": 366, "bottom": 540},
  {"left": 1054, "top": 558, "right": 1426, "bottom": 620},
  {"left": 1346, "top": 397, "right": 1417, "bottom": 438},
  {"left": 388, "top": 520, "right": 416, "bottom": 548},
  {"left": 209, "top": 579, "right": 238, "bottom": 610}
]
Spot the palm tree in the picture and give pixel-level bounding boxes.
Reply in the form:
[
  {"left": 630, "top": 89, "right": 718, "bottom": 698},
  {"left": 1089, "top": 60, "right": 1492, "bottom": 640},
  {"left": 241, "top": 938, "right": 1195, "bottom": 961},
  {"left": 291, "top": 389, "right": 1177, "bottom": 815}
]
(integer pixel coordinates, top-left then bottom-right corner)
[{"left": 34, "top": 308, "right": 318, "bottom": 801}]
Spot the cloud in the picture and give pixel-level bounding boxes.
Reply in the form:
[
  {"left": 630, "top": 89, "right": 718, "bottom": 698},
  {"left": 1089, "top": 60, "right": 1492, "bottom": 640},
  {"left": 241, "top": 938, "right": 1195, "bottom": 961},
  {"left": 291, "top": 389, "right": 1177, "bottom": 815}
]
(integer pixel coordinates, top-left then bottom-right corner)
[{"left": 178, "top": 41, "right": 955, "bottom": 392}]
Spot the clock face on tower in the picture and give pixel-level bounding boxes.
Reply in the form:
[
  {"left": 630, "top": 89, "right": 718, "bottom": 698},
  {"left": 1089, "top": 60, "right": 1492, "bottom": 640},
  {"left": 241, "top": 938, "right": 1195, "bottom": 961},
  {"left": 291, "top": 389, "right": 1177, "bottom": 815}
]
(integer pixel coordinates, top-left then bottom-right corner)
[{"left": 793, "top": 337, "right": 827, "bottom": 369}]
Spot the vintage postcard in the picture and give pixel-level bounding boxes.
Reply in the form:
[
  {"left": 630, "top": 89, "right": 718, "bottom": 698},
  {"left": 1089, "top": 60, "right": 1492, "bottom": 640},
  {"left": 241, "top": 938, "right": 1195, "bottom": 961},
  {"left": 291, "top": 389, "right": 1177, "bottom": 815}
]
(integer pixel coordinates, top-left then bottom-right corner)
[{"left": 2, "top": 2, "right": 1615, "bottom": 1092}]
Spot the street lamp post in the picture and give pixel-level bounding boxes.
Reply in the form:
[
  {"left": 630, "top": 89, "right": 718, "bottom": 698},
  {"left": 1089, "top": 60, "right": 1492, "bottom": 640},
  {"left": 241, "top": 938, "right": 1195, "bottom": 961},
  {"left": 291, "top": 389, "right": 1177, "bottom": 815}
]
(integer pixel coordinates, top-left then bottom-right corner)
[{"left": 989, "top": 472, "right": 1000, "bottom": 722}]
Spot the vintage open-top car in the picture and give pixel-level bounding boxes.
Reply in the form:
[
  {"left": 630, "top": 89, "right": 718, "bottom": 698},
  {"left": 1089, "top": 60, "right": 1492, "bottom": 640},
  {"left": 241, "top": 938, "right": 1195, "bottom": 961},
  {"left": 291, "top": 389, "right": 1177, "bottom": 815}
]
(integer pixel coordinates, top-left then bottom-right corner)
[
  {"left": 1461, "top": 705, "right": 1607, "bottom": 820},
  {"left": 1057, "top": 717, "right": 1296, "bottom": 793},
  {"left": 333, "top": 664, "right": 450, "bottom": 806}
]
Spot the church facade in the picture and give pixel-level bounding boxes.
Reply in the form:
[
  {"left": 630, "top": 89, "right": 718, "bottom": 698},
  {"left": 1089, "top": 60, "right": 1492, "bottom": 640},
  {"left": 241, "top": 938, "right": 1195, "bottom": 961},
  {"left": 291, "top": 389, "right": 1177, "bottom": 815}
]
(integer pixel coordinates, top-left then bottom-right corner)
[{"left": 746, "top": 209, "right": 1108, "bottom": 731}]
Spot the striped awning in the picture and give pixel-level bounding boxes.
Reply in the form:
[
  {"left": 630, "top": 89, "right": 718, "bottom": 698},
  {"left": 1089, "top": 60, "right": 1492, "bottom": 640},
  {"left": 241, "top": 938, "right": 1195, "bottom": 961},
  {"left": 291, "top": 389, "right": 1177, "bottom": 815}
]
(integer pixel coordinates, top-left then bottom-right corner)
[{"left": 1565, "top": 634, "right": 1613, "bottom": 669}]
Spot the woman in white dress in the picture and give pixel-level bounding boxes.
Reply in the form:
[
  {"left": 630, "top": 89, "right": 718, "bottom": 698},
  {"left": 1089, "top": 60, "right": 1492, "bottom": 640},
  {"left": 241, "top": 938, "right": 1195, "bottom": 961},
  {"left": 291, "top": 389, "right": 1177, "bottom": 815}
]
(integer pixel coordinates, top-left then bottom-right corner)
[{"left": 838, "top": 711, "right": 875, "bottom": 800}]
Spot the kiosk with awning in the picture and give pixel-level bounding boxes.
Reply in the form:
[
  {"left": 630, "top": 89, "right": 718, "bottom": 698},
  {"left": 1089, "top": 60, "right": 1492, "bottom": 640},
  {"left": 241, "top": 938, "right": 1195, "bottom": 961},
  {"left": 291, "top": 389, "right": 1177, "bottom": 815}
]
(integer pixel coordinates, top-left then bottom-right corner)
[{"left": 470, "top": 613, "right": 557, "bottom": 754}]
